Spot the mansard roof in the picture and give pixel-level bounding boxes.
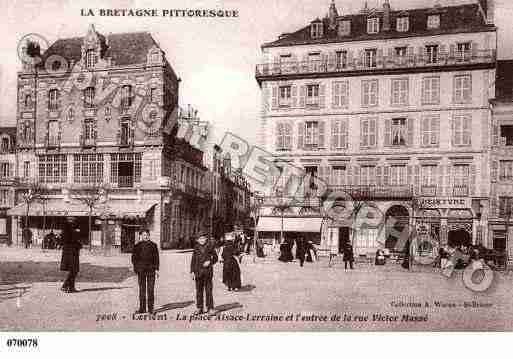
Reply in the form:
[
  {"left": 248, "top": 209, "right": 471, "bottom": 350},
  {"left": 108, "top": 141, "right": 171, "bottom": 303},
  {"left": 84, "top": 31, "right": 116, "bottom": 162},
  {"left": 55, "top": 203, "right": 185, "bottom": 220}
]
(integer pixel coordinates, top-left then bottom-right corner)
[
  {"left": 40, "top": 31, "right": 159, "bottom": 67},
  {"left": 262, "top": 3, "right": 495, "bottom": 48}
]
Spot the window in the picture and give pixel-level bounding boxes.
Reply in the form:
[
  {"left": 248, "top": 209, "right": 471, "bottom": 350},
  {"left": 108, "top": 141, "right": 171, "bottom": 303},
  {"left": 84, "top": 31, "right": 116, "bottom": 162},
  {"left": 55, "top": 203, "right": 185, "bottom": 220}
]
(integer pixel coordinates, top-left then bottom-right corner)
[
  {"left": 73, "top": 154, "right": 104, "bottom": 184},
  {"left": 331, "top": 166, "right": 346, "bottom": 186},
  {"left": 306, "top": 84, "right": 320, "bottom": 106},
  {"left": 311, "top": 22, "right": 323, "bottom": 39},
  {"left": 23, "top": 161, "right": 30, "bottom": 178},
  {"left": 396, "top": 17, "right": 409, "bottom": 32},
  {"left": 421, "top": 115, "right": 440, "bottom": 147},
  {"left": 305, "top": 121, "right": 319, "bottom": 147},
  {"left": 120, "top": 118, "right": 132, "bottom": 146},
  {"left": 390, "top": 118, "right": 407, "bottom": 146},
  {"left": 85, "top": 49, "right": 97, "bottom": 69},
  {"left": 38, "top": 154, "right": 67, "bottom": 184},
  {"left": 304, "top": 166, "right": 318, "bottom": 190},
  {"left": 83, "top": 119, "right": 97, "bottom": 141},
  {"left": 332, "top": 81, "right": 349, "bottom": 108},
  {"left": 367, "top": 17, "right": 379, "bottom": 34},
  {"left": 453, "top": 75, "right": 472, "bottom": 104},
  {"left": 360, "top": 118, "right": 377, "bottom": 148},
  {"left": 148, "top": 159, "right": 158, "bottom": 181},
  {"left": 338, "top": 20, "right": 351, "bottom": 36},
  {"left": 500, "top": 125, "right": 513, "bottom": 146},
  {"left": 391, "top": 78, "right": 408, "bottom": 106},
  {"left": 422, "top": 165, "right": 438, "bottom": 195},
  {"left": 121, "top": 85, "right": 132, "bottom": 108},
  {"left": 335, "top": 50, "right": 347, "bottom": 69},
  {"left": 457, "top": 42, "right": 472, "bottom": 62},
  {"left": 390, "top": 165, "right": 407, "bottom": 186},
  {"left": 308, "top": 52, "right": 321, "bottom": 72},
  {"left": 427, "top": 15, "right": 440, "bottom": 29},
  {"left": 1, "top": 138, "right": 9, "bottom": 152},
  {"left": 48, "top": 89, "right": 59, "bottom": 110},
  {"left": 279, "top": 85, "right": 291, "bottom": 107},
  {"left": 365, "top": 48, "right": 377, "bottom": 68},
  {"left": 110, "top": 153, "right": 142, "bottom": 187},
  {"left": 499, "top": 197, "right": 513, "bottom": 218},
  {"left": 426, "top": 45, "right": 439, "bottom": 64},
  {"left": 362, "top": 80, "right": 378, "bottom": 107},
  {"left": 0, "top": 190, "right": 9, "bottom": 207},
  {"left": 452, "top": 114, "right": 472, "bottom": 146},
  {"left": 47, "top": 120, "right": 59, "bottom": 146},
  {"left": 331, "top": 120, "right": 347, "bottom": 149},
  {"left": 500, "top": 161, "right": 513, "bottom": 181},
  {"left": 360, "top": 166, "right": 375, "bottom": 186},
  {"left": 84, "top": 87, "right": 95, "bottom": 108},
  {"left": 395, "top": 47, "right": 407, "bottom": 57},
  {"left": 276, "top": 122, "right": 292, "bottom": 151},
  {"left": 453, "top": 164, "right": 469, "bottom": 196},
  {"left": 422, "top": 77, "right": 440, "bottom": 105},
  {"left": 150, "top": 88, "right": 157, "bottom": 103},
  {"left": 0, "top": 163, "right": 10, "bottom": 178},
  {"left": 24, "top": 94, "right": 32, "bottom": 108}
]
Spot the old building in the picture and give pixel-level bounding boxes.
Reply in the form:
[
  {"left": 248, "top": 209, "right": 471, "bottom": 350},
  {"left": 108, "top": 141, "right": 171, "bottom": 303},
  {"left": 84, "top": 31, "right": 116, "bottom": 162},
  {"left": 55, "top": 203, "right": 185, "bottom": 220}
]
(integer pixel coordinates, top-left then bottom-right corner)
[
  {"left": 255, "top": 0, "right": 496, "bottom": 256},
  {"left": 0, "top": 127, "right": 17, "bottom": 245},
  {"left": 8, "top": 25, "right": 210, "bottom": 251}
]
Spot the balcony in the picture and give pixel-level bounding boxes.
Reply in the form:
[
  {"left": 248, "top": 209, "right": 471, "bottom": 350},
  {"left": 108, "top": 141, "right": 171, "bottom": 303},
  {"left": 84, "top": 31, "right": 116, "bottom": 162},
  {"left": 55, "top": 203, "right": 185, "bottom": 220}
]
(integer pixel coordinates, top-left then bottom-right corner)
[
  {"left": 118, "top": 176, "right": 134, "bottom": 188},
  {"left": 421, "top": 185, "right": 437, "bottom": 197},
  {"left": 328, "top": 185, "right": 413, "bottom": 200},
  {"left": 255, "top": 50, "right": 496, "bottom": 80},
  {"left": 453, "top": 185, "right": 469, "bottom": 197}
]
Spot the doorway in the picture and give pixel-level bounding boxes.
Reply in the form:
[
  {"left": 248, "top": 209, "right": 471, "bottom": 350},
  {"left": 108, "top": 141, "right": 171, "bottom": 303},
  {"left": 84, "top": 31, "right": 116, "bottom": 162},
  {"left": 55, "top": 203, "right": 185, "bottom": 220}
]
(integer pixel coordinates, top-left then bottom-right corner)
[
  {"left": 120, "top": 224, "right": 140, "bottom": 253},
  {"left": 338, "top": 227, "right": 350, "bottom": 253}
]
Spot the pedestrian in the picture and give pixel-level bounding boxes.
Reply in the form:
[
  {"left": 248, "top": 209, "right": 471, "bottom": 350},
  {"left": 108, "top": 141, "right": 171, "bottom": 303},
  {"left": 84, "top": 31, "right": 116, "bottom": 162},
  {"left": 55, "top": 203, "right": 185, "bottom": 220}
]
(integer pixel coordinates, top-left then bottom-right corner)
[
  {"left": 190, "top": 231, "right": 218, "bottom": 315},
  {"left": 60, "top": 217, "right": 82, "bottom": 293},
  {"left": 296, "top": 236, "right": 306, "bottom": 267},
  {"left": 222, "top": 232, "right": 242, "bottom": 291},
  {"left": 305, "top": 240, "right": 317, "bottom": 262},
  {"left": 343, "top": 243, "right": 354, "bottom": 270},
  {"left": 22, "top": 227, "right": 32, "bottom": 249},
  {"left": 375, "top": 249, "right": 386, "bottom": 265},
  {"left": 256, "top": 237, "right": 265, "bottom": 258},
  {"left": 131, "top": 229, "right": 159, "bottom": 314}
]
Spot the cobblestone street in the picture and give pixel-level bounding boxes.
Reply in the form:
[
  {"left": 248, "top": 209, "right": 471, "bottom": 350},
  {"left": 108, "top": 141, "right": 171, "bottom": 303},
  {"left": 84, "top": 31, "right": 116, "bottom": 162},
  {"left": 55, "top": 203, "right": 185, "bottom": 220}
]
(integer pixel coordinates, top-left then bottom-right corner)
[{"left": 1, "top": 247, "right": 512, "bottom": 331}]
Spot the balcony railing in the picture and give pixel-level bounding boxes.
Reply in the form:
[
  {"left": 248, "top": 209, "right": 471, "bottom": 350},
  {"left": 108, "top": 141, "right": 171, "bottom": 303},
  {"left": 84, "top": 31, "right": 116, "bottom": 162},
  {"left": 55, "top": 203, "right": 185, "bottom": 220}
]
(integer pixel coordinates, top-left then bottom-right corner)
[
  {"left": 421, "top": 185, "right": 437, "bottom": 197},
  {"left": 118, "top": 176, "right": 134, "bottom": 188},
  {"left": 453, "top": 185, "right": 469, "bottom": 197},
  {"left": 255, "top": 50, "right": 496, "bottom": 78},
  {"left": 328, "top": 185, "right": 413, "bottom": 200}
]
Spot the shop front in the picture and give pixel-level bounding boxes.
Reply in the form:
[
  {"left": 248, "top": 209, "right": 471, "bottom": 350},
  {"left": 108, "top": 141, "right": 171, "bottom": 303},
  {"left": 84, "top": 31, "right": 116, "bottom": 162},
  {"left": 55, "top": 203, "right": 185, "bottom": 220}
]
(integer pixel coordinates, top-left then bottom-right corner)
[{"left": 256, "top": 216, "right": 324, "bottom": 246}]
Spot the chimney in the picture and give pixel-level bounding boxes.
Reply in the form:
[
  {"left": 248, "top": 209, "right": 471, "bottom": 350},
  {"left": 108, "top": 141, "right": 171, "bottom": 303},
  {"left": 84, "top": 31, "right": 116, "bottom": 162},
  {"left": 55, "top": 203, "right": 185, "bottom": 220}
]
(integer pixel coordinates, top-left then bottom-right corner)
[{"left": 383, "top": 0, "right": 391, "bottom": 31}]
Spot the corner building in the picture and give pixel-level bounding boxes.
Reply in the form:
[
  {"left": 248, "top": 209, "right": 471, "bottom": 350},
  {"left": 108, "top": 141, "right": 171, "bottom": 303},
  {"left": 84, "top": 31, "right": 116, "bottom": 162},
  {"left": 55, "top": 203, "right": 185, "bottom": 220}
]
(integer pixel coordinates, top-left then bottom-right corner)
[
  {"left": 255, "top": 1, "right": 496, "bottom": 256},
  {"left": 10, "top": 25, "right": 211, "bottom": 251}
]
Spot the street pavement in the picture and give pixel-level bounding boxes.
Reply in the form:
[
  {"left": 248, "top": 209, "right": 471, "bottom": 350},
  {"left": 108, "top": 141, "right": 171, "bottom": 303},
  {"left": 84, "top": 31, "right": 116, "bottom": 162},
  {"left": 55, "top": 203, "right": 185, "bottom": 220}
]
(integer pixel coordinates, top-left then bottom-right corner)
[{"left": 1, "top": 246, "right": 513, "bottom": 331}]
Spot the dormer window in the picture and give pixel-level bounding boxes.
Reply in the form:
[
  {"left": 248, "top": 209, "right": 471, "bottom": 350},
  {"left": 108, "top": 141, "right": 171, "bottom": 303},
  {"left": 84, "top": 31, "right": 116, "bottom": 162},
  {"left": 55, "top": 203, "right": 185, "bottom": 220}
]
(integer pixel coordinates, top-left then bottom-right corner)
[
  {"left": 396, "top": 17, "right": 409, "bottom": 32},
  {"left": 311, "top": 22, "right": 323, "bottom": 39},
  {"left": 367, "top": 17, "right": 380, "bottom": 34},
  {"left": 338, "top": 20, "right": 351, "bottom": 36},
  {"left": 85, "top": 49, "right": 97, "bottom": 69},
  {"left": 427, "top": 15, "right": 440, "bottom": 29}
]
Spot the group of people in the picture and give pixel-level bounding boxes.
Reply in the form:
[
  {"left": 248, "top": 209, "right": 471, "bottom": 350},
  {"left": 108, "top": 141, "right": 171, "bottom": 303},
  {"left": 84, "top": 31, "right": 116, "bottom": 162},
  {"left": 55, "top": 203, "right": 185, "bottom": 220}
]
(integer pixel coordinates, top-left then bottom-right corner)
[{"left": 278, "top": 236, "right": 318, "bottom": 265}]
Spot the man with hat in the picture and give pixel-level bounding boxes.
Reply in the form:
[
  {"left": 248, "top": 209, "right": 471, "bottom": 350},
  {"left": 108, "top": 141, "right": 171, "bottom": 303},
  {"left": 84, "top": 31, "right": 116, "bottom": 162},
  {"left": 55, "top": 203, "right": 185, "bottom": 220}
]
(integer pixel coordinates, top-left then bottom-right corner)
[
  {"left": 190, "top": 230, "right": 218, "bottom": 315},
  {"left": 131, "top": 229, "right": 159, "bottom": 314},
  {"left": 60, "top": 216, "right": 82, "bottom": 293}
]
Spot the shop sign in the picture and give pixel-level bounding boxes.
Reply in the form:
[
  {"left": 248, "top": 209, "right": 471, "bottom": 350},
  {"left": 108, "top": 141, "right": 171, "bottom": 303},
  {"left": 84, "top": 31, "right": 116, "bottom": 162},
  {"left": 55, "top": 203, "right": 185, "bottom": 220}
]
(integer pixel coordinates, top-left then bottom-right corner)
[{"left": 418, "top": 197, "right": 471, "bottom": 209}]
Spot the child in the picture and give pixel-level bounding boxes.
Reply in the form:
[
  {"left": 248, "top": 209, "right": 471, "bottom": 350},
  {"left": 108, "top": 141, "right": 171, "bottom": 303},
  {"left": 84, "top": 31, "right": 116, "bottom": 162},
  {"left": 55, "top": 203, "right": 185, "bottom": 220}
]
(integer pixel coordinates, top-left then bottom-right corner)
[{"left": 190, "top": 232, "right": 218, "bottom": 315}]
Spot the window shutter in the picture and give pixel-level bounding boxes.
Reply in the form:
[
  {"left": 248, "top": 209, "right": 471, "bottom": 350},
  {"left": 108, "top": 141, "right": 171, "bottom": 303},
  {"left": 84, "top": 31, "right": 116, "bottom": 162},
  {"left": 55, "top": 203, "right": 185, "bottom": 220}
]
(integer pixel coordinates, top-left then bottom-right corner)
[
  {"left": 285, "top": 123, "right": 293, "bottom": 150},
  {"left": 328, "top": 52, "right": 336, "bottom": 71},
  {"left": 341, "top": 81, "right": 348, "bottom": 107},
  {"left": 449, "top": 44, "right": 456, "bottom": 59},
  {"left": 463, "top": 116, "right": 471, "bottom": 145},
  {"left": 272, "top": 85, "right": 278, "bottom": 108},
  {"left": 347, "top": 50, "right": 354, "bottom": 67},
  {"left": 331, "top": 121, "right": 338, "bottom": 150},
  {"left": 377, "top": 49, "right": 384, "bottom": 67},
  {"left": 319, "top": 84, "right": 326, "bottom": 108},
  {"left": 407, "top": 46, "right": 414, "bottom": 60},
  {"left": 332, "top": 82, "right": 340, "bottom": 108},
  {"left": 418, "top": 46, "right": 425, "bottom": 62},
  {"left": 299, "top": 85, "right": 306, "bottom": 107},
  {"left": 358, "top": 49, "right": 364, "bottom": 67},
  {"left": 437, "top": 165, "right": 444, "bottom": 195},
  {"left": 354, "top": 166, "right": 360, "bottom": 186},
  {"left": 407, "top": 118, "right": 414, "bottom": 147},
  {"left": 432, "top": 116, "right": 440, "bottom": 145},
  {"left": 471, "top": 41, "right": 478, "bottom": 58},
  {"left": 370, "top": 119, "right": 377, "bottom": 147},
  {"left": 414, "top": 165, "right": 420, "bottom": 196},
  {"left": 493, "top": 123, "right": 499, "bottom": 146},
  {"left": 383, "top": 166, "right": 389, "bottom": 186},
  {"left": 297, "top": 122, "right": 304, "bottom": 149},
  {"left": 451, "top": 117, "right": 456, "bottom": 146},
  {"left": 470, "top": 164, "right": 476, "bottom": 195},
  {"left": 291, "top": 85, "right": 298, "bottom": 107},
  {"left": 376, "top": 166, "right": 382, "bottom": 186},
  {"left": 318, "top": 120, "right": 325, "bottom": 148},
  {"left": 421, "top": 117, "right": 428, "bottom": 146},
  {"left": 491, "top": 160, "right": 498, "bottom": 182},
  {"left": 369, "top": 166, "right": 376, "bottom": 185},
  {"left": 440, "top": 44, "right": 447, "bottom": 59},
  {"left": 341, "top": 120, "right": 347, "bottom": 149},
  {"left": 407, "top": 165, "right": 413, "bottom": 188},
  {"left": 347, "top": 167, "right": 352, "bottom": 186},
  {"left": 360, "top": 120, "right": 367, "bottom": 147},
  {"left": 445, "top": 165, "right": 451, "bottom": 196},
  {"left": 384, "top": 119, "right": 391, "bottom": 146}
]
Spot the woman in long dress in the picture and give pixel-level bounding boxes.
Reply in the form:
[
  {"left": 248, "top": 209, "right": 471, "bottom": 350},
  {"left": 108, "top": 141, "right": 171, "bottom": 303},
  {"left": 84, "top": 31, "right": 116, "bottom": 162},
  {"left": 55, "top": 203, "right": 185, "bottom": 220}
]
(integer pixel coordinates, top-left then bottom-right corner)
[{"left": 222, "top": 233, "right": 242, "bottom": 291}]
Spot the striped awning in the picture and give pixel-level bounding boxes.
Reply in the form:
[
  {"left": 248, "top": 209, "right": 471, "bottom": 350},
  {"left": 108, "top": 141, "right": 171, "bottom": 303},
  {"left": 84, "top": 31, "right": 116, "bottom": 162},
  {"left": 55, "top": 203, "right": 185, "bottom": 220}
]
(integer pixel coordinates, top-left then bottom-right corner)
[{"left": 256, "top": 216, "right": 323, "bottom": 233}]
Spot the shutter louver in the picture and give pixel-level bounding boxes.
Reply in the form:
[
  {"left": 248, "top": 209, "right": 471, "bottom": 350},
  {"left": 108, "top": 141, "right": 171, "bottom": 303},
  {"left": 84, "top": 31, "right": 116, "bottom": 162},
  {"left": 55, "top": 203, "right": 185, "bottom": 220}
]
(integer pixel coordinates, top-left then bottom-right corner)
[
  {"left": 272, "top": 85, "right": 278, "bottom": 109},
  {"left": 299, "top": 85, "right": 306, "bottom": 107},
  {"left": 383, "top": 166, "right": 389, "bottom": 186},
  {"left": 491, "top": 160, "right": 499, "bottom": 182},
  {"left": 414, "top": 165, "right": 420, "bottom": 196},
  {"left": 333, "top": 82, "right": 340, "bottom": 108},
  {"left": 493, "top": 123, "right": 499, "bottom": 146},
  {"left": 331, "top": 121, "right": 338, "bottom": 150},
  {"left": 319, "top": 84, "right": 326, "bottom": 108},
  {"left": 407, "top": 118, "right": 414, "bottom": 147},
  {"left": 291, "top": 85, "right": 298, "bottom": 108},
  {"left": 384, "top": 119, "right": 391, "bottom": 146},
  {"left": 318, "top": 121, "right": 325, "bottom": 148},
  {"left": 297, "top": 122, "right": 304, "bottom": 149},
  {"left": 470, "top": 164, "right": 476, "bottom": 195}
]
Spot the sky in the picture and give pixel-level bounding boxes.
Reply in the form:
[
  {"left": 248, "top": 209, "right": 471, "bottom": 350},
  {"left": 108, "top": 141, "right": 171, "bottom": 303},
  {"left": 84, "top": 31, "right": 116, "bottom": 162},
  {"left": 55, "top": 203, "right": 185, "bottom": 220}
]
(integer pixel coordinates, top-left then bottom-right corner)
[{"left": 1, "top": 0, "right": 512, "bottom": 147}]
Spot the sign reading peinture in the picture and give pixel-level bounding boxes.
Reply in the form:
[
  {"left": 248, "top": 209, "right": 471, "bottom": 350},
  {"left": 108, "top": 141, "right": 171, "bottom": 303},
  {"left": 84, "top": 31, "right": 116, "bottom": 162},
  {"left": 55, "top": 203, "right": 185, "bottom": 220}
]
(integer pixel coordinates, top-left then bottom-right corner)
[{"left": 418, "top": 197, "right": 471, "bottom": 209}]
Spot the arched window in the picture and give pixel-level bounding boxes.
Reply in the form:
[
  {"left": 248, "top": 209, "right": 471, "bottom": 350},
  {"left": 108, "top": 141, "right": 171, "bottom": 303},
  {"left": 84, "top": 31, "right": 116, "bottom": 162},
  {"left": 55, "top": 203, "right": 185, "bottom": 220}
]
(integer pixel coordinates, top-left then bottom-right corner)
[
  {"left": 48, "top": 89, "right": 59, "bottom": 110},
  {"left": 85, "top": 49, "right": 97, "bottom": 69}
]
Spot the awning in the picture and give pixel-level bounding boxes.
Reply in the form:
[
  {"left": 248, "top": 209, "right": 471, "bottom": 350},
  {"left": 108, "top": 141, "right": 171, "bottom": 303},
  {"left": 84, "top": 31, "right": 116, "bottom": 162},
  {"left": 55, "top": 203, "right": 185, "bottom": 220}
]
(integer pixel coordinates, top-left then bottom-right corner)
[
  {"left": 256, "top": 216, "right": 323, "bottom": 233},
  {"left": 7, "top": 200, "right": 157, "bottom": 219}
]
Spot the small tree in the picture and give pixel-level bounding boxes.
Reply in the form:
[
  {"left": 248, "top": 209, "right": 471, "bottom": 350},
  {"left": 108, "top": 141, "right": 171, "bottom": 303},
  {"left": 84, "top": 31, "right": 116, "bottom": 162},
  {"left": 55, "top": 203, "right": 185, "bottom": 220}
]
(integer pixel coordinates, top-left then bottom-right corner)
[
  {"left": 19, "top": 181, "right": 47, "bottom": 247},
  {"left": 73, "top": 183, "right": 108, "bottom": 251}
]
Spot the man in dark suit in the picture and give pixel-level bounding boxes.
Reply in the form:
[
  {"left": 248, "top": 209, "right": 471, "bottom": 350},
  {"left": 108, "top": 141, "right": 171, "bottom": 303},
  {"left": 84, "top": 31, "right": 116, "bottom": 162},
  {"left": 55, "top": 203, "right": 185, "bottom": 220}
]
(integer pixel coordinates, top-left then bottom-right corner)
[
  {"left": 190, "top": 231, "right": 218, "bottom": 315},
  {"left": 60, "top": 217, "right": 82, "bottom": 293},
  {"left": 131, "top": 229, "right": 159, "bottom": 314}
]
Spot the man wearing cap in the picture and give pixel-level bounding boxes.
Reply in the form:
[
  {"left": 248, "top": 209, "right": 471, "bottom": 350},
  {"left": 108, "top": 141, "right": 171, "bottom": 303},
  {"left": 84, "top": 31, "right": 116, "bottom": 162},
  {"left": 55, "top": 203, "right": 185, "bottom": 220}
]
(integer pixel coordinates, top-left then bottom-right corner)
[
  {"left": 131, "top": 229, "right": 159, "bottom": 314},
  {"left": 60, "top": 217, "right": 82, "bottom": 293},
  {"left": 190, "top": 231, "right": 218, "bottom": 315}
]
